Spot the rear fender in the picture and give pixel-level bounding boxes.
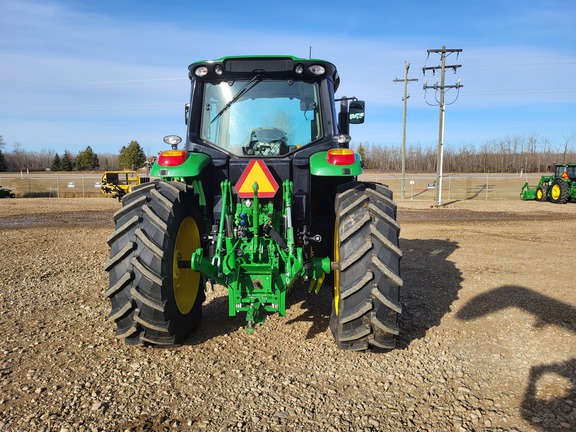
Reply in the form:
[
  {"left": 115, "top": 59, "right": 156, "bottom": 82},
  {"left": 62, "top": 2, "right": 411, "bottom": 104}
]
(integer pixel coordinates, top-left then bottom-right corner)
[
  {"left": 151, "top": 152, "right": 211, "bottom": 178},
  {"left": 309, "top": 151, "right": 362, "bottom": 177},
  {"left": 151, "top": 152, "right": 211, "bottom": 207}
]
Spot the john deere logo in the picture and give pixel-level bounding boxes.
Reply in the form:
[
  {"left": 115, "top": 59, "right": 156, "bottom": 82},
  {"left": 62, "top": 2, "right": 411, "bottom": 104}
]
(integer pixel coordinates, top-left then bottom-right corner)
[{"left": 236, "top": 160, "right": 279, "bottom": 198}]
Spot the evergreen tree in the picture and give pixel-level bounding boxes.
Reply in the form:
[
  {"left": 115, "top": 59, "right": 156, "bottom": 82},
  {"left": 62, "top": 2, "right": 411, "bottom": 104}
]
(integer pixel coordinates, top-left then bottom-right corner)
[
  {"left": 76, "top": 146, "right": 100, "bottom": 171},
  {"left": 118, "top": 140, "right": 146, "bottom": 170},
  {"left": 61, "top": 150, "right": 74, "bottom": 171},
  {"left": 0, "top": 150, "right": 7, "bottom": 172},
  {"left": 356, "top": 143, "right": 369, "bottom": 169},
  {"left": 51, "top": 153, "right": 62, "bottom": 171}
]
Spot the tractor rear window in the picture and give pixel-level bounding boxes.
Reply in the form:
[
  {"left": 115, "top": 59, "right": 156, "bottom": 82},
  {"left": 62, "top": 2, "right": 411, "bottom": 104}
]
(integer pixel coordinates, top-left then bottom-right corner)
[
  {"left": 200, "top": 80, "right": 322, "bottom": 156},
  {"left": 556, "top": 166, "right": 576, "bottom": 180}
]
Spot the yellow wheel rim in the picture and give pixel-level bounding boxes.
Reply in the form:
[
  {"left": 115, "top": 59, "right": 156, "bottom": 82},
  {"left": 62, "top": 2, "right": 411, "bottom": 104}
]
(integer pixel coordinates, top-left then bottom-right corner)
[
  {"left": 333, "top": 222, "right": 340, "bottom": 316},
  {"left": 551, "top": 184, "right": 561, "bottom": 201},
  {"left": 173, "top": 216, "right": 201, "bottom": 314},
  {"left": 536, "top": 189, "right": 542, "bottom": 200}
]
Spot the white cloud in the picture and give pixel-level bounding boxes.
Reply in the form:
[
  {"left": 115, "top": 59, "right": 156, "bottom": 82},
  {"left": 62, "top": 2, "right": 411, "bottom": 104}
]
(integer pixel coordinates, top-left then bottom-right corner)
[{"left": 0, "top": 0, "right": 574, "bottom": 152}]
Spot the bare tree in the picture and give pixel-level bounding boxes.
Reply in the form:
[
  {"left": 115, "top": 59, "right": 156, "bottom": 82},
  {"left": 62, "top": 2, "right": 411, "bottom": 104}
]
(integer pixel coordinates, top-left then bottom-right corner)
[{"left": 356, "top": 134, "right": 576, "bottom": 174}]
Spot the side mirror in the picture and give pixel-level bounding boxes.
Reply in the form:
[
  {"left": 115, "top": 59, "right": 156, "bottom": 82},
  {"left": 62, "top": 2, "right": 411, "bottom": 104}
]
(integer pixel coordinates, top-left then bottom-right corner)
[
  {"left": 349, "top": 100, "right": 365, "bottom": 124},
  {"left": 184, "top": 103, "right": 190, "bottom": 125}
]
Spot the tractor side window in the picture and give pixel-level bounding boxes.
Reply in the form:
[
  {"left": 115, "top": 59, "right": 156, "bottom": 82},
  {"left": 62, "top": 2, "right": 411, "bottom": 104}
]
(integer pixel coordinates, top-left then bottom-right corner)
[{"left": 200, "top": 80, "right": 322, "bottom": 156}]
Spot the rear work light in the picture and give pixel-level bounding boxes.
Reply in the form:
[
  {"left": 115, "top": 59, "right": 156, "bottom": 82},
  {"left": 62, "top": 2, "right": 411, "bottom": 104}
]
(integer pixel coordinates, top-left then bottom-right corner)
[
  {"left": 327, "top": 149, "right": 356, "bottom": 165},
  {"left": 194, "top": 66, "right": 209, "bottom": 77},
  {"left": 308, "top": 64, "right": 326, "bottom": 75},
  {"left": 157, "top": 150, "right": 188, "bottom": 166}
]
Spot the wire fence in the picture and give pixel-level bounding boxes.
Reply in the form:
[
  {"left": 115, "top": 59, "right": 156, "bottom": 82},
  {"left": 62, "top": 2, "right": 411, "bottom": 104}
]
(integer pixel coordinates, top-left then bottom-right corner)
[
  {"left": 360, "top": 172, "right": 544, "bottom": 202},
  {"left": 0, "top": 171, "right": 546, "bottom": 201},
  {"left": 0, "top": 174, "right": 103, "bottom": 198}
]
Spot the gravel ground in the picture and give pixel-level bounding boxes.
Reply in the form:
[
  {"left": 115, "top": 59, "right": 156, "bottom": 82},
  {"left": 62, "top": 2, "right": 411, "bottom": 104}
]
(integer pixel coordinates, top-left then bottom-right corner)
[{"left": 0, "top": 197, "right": 575, "bottom": 431}]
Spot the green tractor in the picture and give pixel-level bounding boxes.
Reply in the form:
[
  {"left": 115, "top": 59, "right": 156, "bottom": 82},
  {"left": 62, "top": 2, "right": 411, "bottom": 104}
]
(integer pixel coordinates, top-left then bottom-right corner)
[
  {"left": 0, "top": 186, "right": 15, "bottom": 198},
  {"left": 521, "top": 163, "right": 576, "bottom": 204},
  {"left": 105, "top": 56, "right": 402, "bottom": 351}
]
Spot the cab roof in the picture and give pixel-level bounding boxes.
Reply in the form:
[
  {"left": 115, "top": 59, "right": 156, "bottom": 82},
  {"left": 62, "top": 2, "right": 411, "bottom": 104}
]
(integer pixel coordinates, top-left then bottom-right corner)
[{"left": 188, "top": 55, "right": 340, "bottom": 91}]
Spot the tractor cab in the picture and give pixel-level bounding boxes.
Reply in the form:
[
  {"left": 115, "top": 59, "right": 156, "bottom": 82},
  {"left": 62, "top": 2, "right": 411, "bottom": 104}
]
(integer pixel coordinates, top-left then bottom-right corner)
[
  {"left": 185, "top": 56, "right": 362, "bottom": 159},
  {"left": 151, "top": 56, "right": 367, "bottom": 241},
  {"left": 154, "top": 56, "right": 364, "bottom": 173},
  {"left": 553, "top": 163, "right": 576, "bottom": 180}
]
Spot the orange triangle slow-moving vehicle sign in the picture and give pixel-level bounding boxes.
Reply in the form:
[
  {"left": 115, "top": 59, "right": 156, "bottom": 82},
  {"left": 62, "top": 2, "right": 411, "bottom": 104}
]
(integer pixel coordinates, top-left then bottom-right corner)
[{"left": 235, "top": 160, "right": 279, "bottom": 198}]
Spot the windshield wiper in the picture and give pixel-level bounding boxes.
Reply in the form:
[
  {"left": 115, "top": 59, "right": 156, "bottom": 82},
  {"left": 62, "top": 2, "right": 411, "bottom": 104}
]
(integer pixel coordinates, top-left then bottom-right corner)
[{"left": 211, "top": 73, "right": 263, "bottom": 124}]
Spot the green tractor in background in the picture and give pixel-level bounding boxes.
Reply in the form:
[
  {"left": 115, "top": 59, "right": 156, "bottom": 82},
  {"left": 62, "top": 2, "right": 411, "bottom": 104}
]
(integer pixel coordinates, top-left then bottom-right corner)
[
  {"left": 105, "top": 56, "right": 402, "bottom": 351},
  {"left": 521, "top": 163, "right": 576, "bottom": 204},
  {"left": 0, "top": 186, "right": 15, "bottom": 198}
]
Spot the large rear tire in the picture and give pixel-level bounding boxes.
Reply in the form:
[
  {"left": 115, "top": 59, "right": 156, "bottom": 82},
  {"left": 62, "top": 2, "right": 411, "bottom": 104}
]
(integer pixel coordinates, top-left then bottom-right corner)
[
  {"left": 549, "top": 179, "right": 569, "bottom": 204},
  {"left": 104, "top": 181, "right": 205, "bottom": 346},
  {"left": 330, "top": 181, "right": 403, "bottom": 351}
]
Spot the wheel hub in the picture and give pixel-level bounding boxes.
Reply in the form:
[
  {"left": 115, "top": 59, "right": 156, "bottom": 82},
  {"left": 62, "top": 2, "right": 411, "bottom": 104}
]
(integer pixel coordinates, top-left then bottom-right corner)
[{"left": 173, "top": 216, "right": 201, "bottom": 314}]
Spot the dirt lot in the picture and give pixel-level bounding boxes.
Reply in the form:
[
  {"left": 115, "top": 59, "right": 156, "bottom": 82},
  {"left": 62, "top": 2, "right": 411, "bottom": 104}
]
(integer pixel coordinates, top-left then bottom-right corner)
[{"left": 0, "top": 196, "right": 575, "bottom": 431}]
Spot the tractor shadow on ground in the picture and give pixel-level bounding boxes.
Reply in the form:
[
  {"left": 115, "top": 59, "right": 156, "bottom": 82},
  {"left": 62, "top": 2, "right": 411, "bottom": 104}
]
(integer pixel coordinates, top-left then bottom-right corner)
[
  {"left": 183, "top": 291, "right": 248, "bottom": 345},
  {"left": 285, "top": 238, "right": 465, "bottom": 347},
  {"left": 285, "top": 281, "right": 333, "bottom": 340},
  {"left": 397, "top": 238, "right": 463, "bottom": 349},
  {"left": 457, "top": 285, "right": 576, "bottom": 432},
  {"left": 184, "top": 238, "right": 464, "bottom": 347},
  {"left": 184, "top": 280, "right": 335, "bottom": 345},
  {"left": 183, "top": 283, "right": 333, "bottom": 345}
]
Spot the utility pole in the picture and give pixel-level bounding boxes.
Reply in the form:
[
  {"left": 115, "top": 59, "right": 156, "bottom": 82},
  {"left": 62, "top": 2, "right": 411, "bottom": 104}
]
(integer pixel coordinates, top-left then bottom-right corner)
[
  {"left": 423, "top": 46, "right": 463, "bottom": 206},
  {"left": 393, "top": 63, "right": 418, "bottom": 199}
]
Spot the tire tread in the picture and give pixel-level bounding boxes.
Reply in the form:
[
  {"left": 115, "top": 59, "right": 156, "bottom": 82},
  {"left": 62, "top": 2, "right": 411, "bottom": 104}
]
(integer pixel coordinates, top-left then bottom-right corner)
[{"left": 330, "top": 181, "right": 402, "bottom": 351}]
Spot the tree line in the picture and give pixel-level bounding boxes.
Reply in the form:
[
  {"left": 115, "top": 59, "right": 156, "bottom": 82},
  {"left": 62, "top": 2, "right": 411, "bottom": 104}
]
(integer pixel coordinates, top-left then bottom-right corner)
[
  {"left": 355, "top": 133, "right": 576, "bottom": 173},
  {"left": 0, "top": 137, "right": 148, "bottom": 172},
  {"left": 1, "top": 133, "right": 574, "bottom": 174}
]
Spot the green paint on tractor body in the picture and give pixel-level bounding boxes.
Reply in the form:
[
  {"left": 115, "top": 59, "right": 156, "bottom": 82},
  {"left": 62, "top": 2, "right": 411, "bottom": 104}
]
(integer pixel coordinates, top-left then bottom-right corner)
[
  {"left": 150, "top": 152, "right": 211, "bottom": 178},
  {"left": 309, "top": 151, "right": 363, "bottom": 176}
]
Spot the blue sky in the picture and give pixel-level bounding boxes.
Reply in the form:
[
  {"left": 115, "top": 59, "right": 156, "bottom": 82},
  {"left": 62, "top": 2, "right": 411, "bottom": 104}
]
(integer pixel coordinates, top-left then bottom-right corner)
[{"left": 0, "top": 0, "right": 575, "bottom": 157}]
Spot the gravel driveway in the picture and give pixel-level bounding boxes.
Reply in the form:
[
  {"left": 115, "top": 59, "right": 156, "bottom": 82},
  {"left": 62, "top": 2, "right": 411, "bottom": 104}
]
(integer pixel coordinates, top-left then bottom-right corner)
[{"left": 0, "top": 197, "right": 574, "bottom": 431}]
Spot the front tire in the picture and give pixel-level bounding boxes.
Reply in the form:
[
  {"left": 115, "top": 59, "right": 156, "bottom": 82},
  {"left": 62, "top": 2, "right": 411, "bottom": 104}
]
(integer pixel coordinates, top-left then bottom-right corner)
[
  {"left": 104, "top": 181, "right": 205, "bottom": 346},
  {"left": 330, "top": 182, "right": 403, "bottom": 351},
  {"left": 536, "top": 185, "right": 548, "bottom": 201}
]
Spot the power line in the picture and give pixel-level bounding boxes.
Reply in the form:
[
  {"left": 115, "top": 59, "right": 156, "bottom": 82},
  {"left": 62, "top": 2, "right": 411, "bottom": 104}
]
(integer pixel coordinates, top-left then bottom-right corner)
[
  {"left": 423, "top": 46, "right": 463, "bottom": 206},
  {"left": 0, "top": 77, "right": 187, "bottom": 89},
  {"left": 393, "top": 63, "right": 418, "bottom": 199}
]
